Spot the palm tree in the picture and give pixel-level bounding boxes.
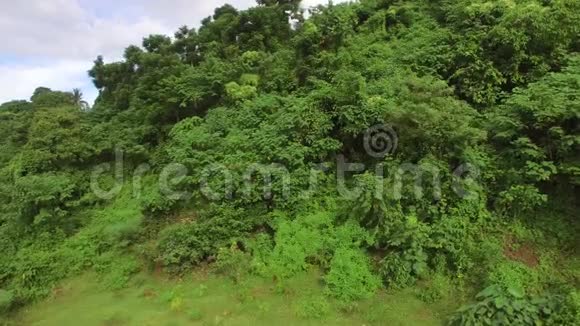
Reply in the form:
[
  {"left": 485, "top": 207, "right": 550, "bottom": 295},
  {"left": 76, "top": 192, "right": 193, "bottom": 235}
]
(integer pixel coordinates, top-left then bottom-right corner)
[{"left": 72, "top": 88, "right": 90, "bottom": 111}]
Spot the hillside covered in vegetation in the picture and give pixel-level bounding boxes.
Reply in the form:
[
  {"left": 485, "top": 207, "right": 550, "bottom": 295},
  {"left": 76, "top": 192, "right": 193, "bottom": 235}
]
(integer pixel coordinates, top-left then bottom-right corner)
[{"left": 0, "top": 0, "right": 579, "bottom": 325}]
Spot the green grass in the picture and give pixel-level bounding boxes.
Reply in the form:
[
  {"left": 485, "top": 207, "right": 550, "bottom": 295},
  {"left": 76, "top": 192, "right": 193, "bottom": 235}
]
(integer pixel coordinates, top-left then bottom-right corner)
[{"left": 7, "top": 270, "right": 452, "bottom": 326}]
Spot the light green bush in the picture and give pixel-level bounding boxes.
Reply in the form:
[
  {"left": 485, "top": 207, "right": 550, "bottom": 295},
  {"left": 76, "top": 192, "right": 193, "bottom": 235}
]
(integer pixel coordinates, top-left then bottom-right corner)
[
  {"left": 379, "top": 253, "right": 415, "bottom": 289},
  {"left": 324, "top": 247, "right": 381, "bottom": 302}
]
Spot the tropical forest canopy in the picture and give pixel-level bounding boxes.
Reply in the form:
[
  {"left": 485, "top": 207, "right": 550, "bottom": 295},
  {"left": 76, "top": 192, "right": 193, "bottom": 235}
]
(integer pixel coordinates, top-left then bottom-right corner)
[{"left": 0, "top": 0, "right": 579, "bottom": 325}]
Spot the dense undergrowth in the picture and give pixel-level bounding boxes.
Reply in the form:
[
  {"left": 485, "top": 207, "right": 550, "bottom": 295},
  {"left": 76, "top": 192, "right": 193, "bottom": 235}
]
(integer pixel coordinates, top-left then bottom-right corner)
[{"left": 1, "top": 0, "right": 579, "bottom": 325}]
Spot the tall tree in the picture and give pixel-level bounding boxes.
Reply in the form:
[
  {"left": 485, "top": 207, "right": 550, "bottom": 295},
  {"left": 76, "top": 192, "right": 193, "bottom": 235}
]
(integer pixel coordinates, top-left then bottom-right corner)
[{"left": 72, "top": 88, "right": 90, "bottom": 111}]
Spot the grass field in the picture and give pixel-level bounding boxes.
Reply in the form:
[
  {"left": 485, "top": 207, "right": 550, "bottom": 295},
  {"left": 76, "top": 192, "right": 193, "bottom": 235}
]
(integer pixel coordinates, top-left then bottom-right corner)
[{"left": 7, "top": 269, "right": 453, "bottom": 326}]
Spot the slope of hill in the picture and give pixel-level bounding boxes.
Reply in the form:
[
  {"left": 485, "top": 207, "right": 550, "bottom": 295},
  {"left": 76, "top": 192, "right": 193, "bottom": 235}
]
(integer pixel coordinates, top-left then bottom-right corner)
[{"left": 1, "top": 1, "right": 579, "bottom": 325}]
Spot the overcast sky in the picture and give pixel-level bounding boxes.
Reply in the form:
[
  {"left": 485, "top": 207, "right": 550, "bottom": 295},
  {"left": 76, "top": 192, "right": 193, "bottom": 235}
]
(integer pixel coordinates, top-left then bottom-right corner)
[{"left": 0, "top": 0, "right": 344, "bottom": 104}]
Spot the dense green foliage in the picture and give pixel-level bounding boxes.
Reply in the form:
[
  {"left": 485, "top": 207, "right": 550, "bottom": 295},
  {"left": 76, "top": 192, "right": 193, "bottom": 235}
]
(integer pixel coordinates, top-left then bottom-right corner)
[{"left": 1, "top": 0, "right": 578, "bottom": 324}]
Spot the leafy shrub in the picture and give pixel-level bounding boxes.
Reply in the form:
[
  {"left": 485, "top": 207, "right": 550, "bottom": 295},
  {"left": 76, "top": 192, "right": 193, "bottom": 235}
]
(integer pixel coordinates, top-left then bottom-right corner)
[
  {"left": 156, "top": 205, "right": 256, "bottom": 273},
  {"left": 546, "top": 290, "right": 580, "bottom": 326},
  {"left": 0, "top": 193, "right": 145, "bottom": 306},
  {"left": 429, "top": 206, "right": 494, "bottom": 276},
  {"left": 449, "top": 285, "right": 554, "bottom": 326},
  {"left": 324, "top": 247, "right": 381, "bottom": 302},
  {"left": 487, "top": 261, "right": 540, "bottom": 295},
  {"left": 385, "top": 215, "right": 430, "bottom": 278},
  {"left": 267, "top": 212, "right": 332, "bottom": 279},
  {"left": 11, "top": 173, "right": 77, "bottom": 227},
  {"left": 266, "top": 211, "right": 373, "bottom": 280},
  {"left": 215, "top": 243, "right": 252, "bottom": 283},
  {"left": 497, "top": 185, "right": 548, "bottom": 217},
  {"left": 140, "top": 185, "right": 177, "bottom": 216},
  {"left": 417, "top": 273, "right": 452, "bottom": 303},
  {"left": 245, "top": 233, "right": 274, "bottom": 276},
  {"left": 157, "top": 223, "right": 206, "bottom": 272},
  {"left": 379, "top": 253, "right": 416, "bottom": 289},
  {"left": 9, "top": 245, "right": 70, "bottom": 302}
]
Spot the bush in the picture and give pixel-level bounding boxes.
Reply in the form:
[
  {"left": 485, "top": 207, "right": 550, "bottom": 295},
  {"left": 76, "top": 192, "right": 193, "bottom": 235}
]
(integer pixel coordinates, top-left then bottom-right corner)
[
  {"left": 156, "top": 205, "right": 256, "bottom": 273},
  {"left": 246, "top": 233, "right": 274, "bottom": 276},
  {"left": 10, "top": 245, "right": 70, "bottom": 302},
  {"left": 215, "top": 243, "right": 252, "bottom": 283},
  {"left": 266, "top": 211, "right": 373, "bottom": 280},
  {"left": 140, "top": 186, "right": 177, "bottom": 216},
  {"left": 157, "top": 223, "right": 206, "bottom": 272},
  {"left": 547, "top": 290, "right": 580, "bottom": 326},
  {"left": 449, "top": 285, "right": 554, "bottom": 326},
  {"left": 267, "top": 212, "right": 332, "bottom": 279},
  {"left": 487, "top": 261, "right": 540, "bottom": 295},
  {"left": 324, "top": 247, "right": 381, "bottom": 302},
  {"left": 379, "top": 253, "right": 416, "bottom": 289}
]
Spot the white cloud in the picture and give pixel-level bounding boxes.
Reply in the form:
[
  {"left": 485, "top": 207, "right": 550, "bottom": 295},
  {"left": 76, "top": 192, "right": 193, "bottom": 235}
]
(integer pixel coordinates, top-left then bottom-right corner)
[
  {"left": 0, "top": 0, "right": 172, "bottom": 60},
  {"left": 0, "top": 0, "right": 349, "bottom": 105},
  {"left": 0, "top": 61, "right": 97, "bottom": 104}
]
